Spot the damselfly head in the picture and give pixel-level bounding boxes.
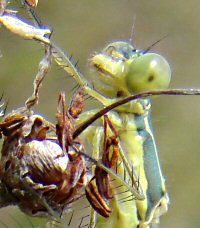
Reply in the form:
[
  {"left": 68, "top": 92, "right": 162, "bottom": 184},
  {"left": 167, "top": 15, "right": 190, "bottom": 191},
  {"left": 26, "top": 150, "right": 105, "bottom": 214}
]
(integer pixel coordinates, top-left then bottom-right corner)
[{"left": 91, "top": 41, "right": 171, "bottom": 97}]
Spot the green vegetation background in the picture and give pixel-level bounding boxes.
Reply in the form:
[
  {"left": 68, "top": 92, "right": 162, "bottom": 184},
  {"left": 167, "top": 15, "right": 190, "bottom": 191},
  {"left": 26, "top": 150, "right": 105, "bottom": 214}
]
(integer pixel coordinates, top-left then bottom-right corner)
[{"left": 0, "top": 0, "right": 200, "bottom": 227}]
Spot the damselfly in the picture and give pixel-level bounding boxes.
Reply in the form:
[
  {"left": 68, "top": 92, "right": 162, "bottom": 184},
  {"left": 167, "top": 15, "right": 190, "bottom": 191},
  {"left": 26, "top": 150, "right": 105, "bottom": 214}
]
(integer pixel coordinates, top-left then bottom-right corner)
[
  {"left": 1, "top": 0, "right": 200, "bottom": 228},
  {"left": 0, "top": 5, "right": 152, "bottom": 226}
]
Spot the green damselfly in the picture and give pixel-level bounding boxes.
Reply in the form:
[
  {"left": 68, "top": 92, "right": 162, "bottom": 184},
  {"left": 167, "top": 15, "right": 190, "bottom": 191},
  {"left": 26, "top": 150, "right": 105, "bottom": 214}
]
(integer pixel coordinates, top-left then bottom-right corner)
[{"left": 0, "top": 0, "right": 200, "bottom": 228}]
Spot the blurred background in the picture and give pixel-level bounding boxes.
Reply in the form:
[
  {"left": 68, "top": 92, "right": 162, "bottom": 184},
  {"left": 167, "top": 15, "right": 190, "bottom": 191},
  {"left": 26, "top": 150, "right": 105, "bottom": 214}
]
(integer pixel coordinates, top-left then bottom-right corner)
[{"left": 0, "top": 0, "right": 200, "bottom": 227}]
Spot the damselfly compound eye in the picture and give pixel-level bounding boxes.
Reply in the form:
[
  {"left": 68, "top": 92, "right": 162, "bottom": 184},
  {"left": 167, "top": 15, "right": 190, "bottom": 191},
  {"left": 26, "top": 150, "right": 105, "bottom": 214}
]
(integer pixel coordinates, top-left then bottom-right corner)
[{"left": 126, "top": 53, "right": 171, "bottom": 93}]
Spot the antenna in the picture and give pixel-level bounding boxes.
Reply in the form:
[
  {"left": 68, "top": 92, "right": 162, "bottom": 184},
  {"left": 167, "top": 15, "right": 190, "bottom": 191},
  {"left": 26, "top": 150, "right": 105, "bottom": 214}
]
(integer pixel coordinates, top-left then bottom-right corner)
[
  {"left": 143, "top": 34, "right": 169, "bottom": 54},
  {"left": 129, "top": 15, "right": 136, "bottom": 44}
]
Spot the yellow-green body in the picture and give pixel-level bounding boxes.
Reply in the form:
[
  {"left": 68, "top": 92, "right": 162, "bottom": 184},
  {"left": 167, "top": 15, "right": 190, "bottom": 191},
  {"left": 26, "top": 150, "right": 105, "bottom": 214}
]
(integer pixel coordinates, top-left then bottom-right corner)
[
  {"left": 78, "top": 100, "right": 169, "bottom": 227},
  {"left": 53, "top": 41, "right": 171, "bottom": 227}
]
